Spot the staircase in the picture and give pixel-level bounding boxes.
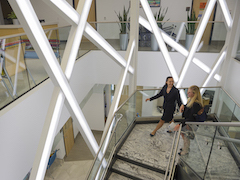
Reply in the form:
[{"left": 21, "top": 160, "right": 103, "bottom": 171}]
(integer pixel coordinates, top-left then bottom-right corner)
[{"left": 105, "top": 123, "right": 182, "bottom": 179}]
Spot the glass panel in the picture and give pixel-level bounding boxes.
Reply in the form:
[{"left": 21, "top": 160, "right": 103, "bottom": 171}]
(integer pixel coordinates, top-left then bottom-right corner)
[
  {"left": 230, "top": 105, "right": 240, "bottom": 153},
  {"left": 139, "top": 87, "right": 218, "bottom": 118},
  {"left": 139, "top": 89, "right": 164, "bottom": 117},
  {"left": 214, "top": 89, "right": 236, "bottom": 132},
  {"left": 206, "top": 126, "right": 240, "bottom": 180},
  {"left": 0, "top": 25, "right": 92, "bottom": 110},
  {"left": 87, "top": 92, "right": 137, "bottom": 179},
  {"left": 179, "top": 124, "right": 217, "bottom": 179},
  {"left": 115, "top": 92, "right": 136, "bottom": 142},
  {"left": 87, "top": 157, "right": 101, "bottom": 180}
]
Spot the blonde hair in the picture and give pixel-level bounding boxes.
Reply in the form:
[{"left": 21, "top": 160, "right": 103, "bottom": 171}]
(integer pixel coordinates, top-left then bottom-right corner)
[{"left": 186, "top": 85, "right": 203, "bottom": 108}]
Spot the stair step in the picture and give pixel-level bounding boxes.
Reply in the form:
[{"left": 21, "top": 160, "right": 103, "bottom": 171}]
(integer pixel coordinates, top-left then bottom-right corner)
[
  {"left": 117, "top": 123, "right": 179, "bottom": 170},
  {"left": 112, "top": 159, "right": 165, "bottom": 180},
  {"left": 108, "top": 172, "right": 132, "bottom": 180}
]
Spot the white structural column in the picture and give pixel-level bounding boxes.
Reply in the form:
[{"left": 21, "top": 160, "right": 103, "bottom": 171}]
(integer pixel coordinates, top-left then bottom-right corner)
[
  {"left": 129, "top": 0, "right": 139, "bottom": 94},
  {"left": 219, "top": 0, "right": 240, "bottom": 87},
  {"left": 101, "top": 39, "right": 136, "bottom": 145},
  {"left": 140, "top": 0, "right": 179, "bottom": 82},
  {"left": 177, "top": 0, "right": 217, "bottom": 88}
]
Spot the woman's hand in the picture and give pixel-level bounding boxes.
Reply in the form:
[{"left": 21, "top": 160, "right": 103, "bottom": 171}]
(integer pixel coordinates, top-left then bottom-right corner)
[
  {"left": 180, "top": 104, "right": 185, "bottom": 113},
  {"left": 145, "top": 98, "right": 150, "bottom": 102}
]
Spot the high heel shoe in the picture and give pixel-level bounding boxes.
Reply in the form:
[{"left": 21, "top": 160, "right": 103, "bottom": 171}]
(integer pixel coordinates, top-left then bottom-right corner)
[
  {"left": 178, "top": 151, "right": 189, "bottom": 156},
  {"left": 150, "top": 133, "right": 155, "bottom": 137}
]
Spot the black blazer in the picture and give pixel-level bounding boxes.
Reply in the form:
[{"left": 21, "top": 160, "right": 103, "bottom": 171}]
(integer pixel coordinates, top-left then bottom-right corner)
[
  {"left": 182, "top": 102, "right": 202, "bottom": 121},
  {"left": 150, "top": 85, "right": 182, "bottom": 111}
]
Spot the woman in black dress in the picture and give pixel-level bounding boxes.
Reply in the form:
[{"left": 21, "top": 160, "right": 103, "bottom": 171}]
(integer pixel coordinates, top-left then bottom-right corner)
[
  {"left": 178, "top": 85, "right": 203, "bottom": 155},
  {"left": 146, "top": 76, "right": 182, "bottom": 136}
]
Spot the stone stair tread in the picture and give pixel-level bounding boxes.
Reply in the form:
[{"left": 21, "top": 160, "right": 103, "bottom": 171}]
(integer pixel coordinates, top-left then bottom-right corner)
[
  {"left": 108, "top": 172, "right": 132, "bottom": 180},
  {"left": 117, "top": 123, "right": 179, "bottom": 170},
  {"left": 112, "top": 159, "right": 165, "bottom": 180}
]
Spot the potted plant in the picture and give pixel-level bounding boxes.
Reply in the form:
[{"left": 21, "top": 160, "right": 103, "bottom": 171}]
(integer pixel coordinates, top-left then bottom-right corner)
[
  {"left": 151, "top": 7, "right": 169, "bottom": 51},
  {"left": 115, "top": 6, "right": 130, "bottom": 50},
  {"left": 185, "top": 10, "right": 197, "bottom": 50},
  {"left": 7, "top": 11, "right": 19, "bottom": 25}
]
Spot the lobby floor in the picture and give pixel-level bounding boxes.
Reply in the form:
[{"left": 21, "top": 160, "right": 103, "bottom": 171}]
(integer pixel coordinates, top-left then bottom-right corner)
[{"left": 44, "top": 131, "right": 103, "bottom": 180}]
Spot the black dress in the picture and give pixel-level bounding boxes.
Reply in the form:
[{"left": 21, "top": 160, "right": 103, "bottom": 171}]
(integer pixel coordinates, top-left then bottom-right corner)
[{"left": 150, "top": 85, "right": 182, "bottom": 122}]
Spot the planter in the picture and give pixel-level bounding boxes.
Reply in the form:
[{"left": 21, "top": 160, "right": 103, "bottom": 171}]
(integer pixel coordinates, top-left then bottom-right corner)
[
  {"left": 185, "top": 34, "right": 194, "bottom": 50},
  {"left": 119, "top": 33, "right": 129, "bottom": 50},
  {"left": 12, "top": 19, "right": 20, "bottom": 25},
  {"left": 151, "top": 33, "right": 159, "bottom": 51}
]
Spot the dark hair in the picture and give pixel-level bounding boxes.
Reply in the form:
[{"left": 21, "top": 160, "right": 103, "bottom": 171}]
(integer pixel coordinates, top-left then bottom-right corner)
[{"left": 165, "top": 76, "right": 173, "bottom": 84}]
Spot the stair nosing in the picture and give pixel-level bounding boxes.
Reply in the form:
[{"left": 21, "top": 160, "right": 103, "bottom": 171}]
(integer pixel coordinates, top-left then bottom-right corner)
[
  {"left": 115, "top": 154, "right": 166, "bottom": 174},
  {"left": 111, "top": 168, "right": 144, "bottom": 180}
]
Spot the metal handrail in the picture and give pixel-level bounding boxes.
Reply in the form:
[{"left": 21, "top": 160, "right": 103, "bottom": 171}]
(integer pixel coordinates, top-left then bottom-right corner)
[
  {"left": 164, "top": 130, "right": 178, "bottom": 180},
  {"left": 186, "top": 122, "right": 240, "bottom": 127},
  {"left": 167, "top": 124, "right": 182, "bottom": 180},
  {"left": 87, "top": 86, "right": 240, "bottom": 179},
  {"left": 137, "top": 86, "right": 221, "bottom": 91},
  {"left": 0, "top": 25, "right": 70, "bottom": 40},
  {"left": 221, "top": 88, "right": 240, "bottom": 110},
  {"left": 196, "top": 132, "right": 240, "bottom": 144},
  {"left": 86, "top": 113, "right": 125, "bottom": 179}
]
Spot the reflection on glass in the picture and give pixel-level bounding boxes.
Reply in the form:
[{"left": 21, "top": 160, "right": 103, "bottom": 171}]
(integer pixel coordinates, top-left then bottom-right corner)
[
  {"left": 179, "top": 124, "right": 217, "bottom": 179},
  {"left": 206, "top": 129, "right": 240, "bottom": 179}
]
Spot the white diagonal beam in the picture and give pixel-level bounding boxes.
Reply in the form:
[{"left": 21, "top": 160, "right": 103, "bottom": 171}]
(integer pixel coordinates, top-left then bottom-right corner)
[
  {"left": 28, "top": 0, "right": 94, "bottom": 179},
  {"left": 201, "top": 46, "right": 227, "bottom": 94},
  {"left": 7, "top": 1, "right": 99, "bottom": 180},
  {"left": 49, "top": 0, "right": 92, "bottom": 79},
  {"left": 177, "top": 0, "right": 217, "bottom": 88},
  {"left": 102, "top": 39, "right": 136, "bottom": 145},
  {"left": 139, "top": 16, "right": 221, "bottom": 81},
  {"left": 218, "top": 0, "right": 233, "bottom": 28},
  {"left": 140, "top": 0, "right": 179, "bottom": 82},
  {"left": 128, "top": 0, "right": 139, "bottom": 94},
  {"left": 43, "top": 0, "right": 79, "bottom": 26},
  {"left": 43, "top": 0, "right": 134, "bottom": 74}
]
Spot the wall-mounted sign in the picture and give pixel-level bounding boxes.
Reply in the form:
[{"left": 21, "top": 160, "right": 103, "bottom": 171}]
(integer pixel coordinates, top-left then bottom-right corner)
[
  {"left": 200, "top": 2, "right": 206, "bottom": 10},
  {"left": 140, "top": 0, "right": 160, "bottom": 8}
]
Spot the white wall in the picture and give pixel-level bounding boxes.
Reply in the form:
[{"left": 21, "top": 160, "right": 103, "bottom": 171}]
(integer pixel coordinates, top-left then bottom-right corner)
[
  {"left": 96, "top": 0, "right": 192, "bottom": 39},
  {"left": 0, "top": 50, "right": 221, "bottom": 180},
  {"left": 82, "top": 85, "right": 105, "bottom": 131},
  {"left": 0, "top": 52, "right": 96, "bottom": 180},
  {"left": 30, "top": 0, "right": 73, "bottom": 27},
  {"left": 223, "top": 58, "right": 240, "bottom": 105}
]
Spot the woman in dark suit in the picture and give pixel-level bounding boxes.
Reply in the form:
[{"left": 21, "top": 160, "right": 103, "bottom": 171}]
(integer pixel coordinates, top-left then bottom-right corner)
[
  {"left": 146, "top": 76, "right": 182, "bottom": 136},
  {"left": 178, "top": 85, "right": 204, "bottom": 155}
]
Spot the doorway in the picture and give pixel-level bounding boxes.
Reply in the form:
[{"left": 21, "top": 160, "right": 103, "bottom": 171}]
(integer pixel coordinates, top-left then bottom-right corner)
[{"left": 63, "top": 117, "right": 75, "bottom": 156}]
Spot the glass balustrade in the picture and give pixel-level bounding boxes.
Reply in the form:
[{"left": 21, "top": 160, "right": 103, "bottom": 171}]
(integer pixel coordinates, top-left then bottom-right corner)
[
  {"left": 176, "top": 123, "right": 240, "bottom": 180},
  {"left": 0, "top": 26, "right": 90, "bottom": 110},
  {"left": 0, "top": 20, "right": 228, "bottom": 110},
  {"left": 87, "top": 92, "right": 136, "bottom": 179},
  {"left": 86, "top": 87, "right": 240, "bottom": 179}
]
